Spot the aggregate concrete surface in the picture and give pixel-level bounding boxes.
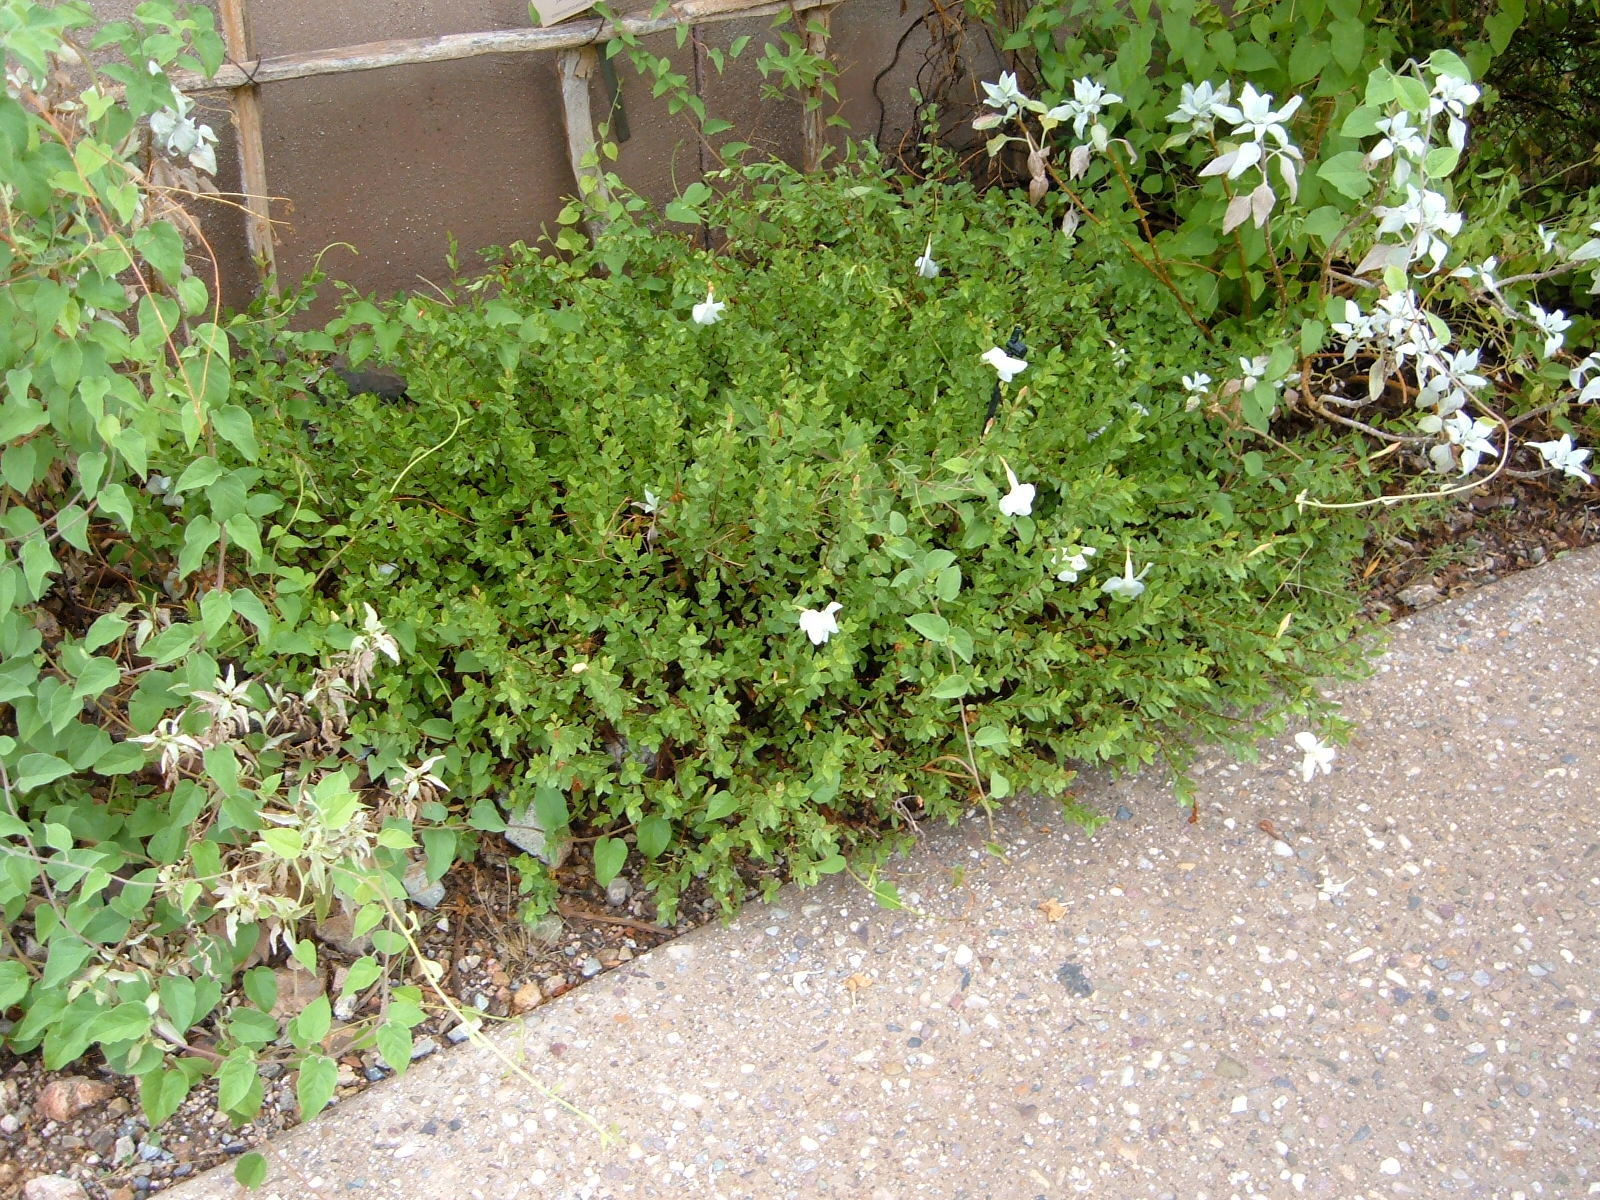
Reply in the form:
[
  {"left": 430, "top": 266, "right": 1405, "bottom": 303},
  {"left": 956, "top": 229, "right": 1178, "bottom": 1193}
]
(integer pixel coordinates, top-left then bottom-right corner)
[{"left": 163, "top": 548, "right": 1600, "bottom": 1200}]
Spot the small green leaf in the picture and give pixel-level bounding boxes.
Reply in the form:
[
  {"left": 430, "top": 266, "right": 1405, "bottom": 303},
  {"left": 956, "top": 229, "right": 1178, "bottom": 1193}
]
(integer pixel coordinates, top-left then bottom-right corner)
[
  {"left": 234, "top": 1151, "right": 268, "bottom": 1188},
  {"left": 906, "top": 613, "right": 950, "bottom": 643},
  {"left": 376, "top": 826, "right": 416, "bottom": 850},
  {"left": 160, "top": 975, "right": 199, "bottom": 1032},
  {"left": 295, "top": 1053, "right": 338, "bottom": 1120},
  {"left": 703, "top": 790, "right": 740, "bottom": 822},
  {"left": 139, "top": 1067, "right": 192, "bottom": 1128},
  {"left": 0, "top": 961, "right": 30, "bottom": 1008},
  {"left": 592, "top": 835, "right": 627, "bottom": 886},
  {"left": 339, "top": 956, "right": 382, "bottom": 997},
  {"left": 635, "top": 815, "right": 671, "bottom": 859},
  {"left": 375, "top": 1019, "right": 413, "bottom": 1076},
  {"left": 532, "top": 784, "right": 568, "bottom": 835},
  {"left": 14, "top": 753, "right": 73, "bottom": 793},
  {"left": 930, "top": 675, "right": 970, "bottom": 700},
  {"left": 217, "top": 1047, "right": 259, "bottom": 1113},
  {"left": 467, "top": 796, "right": 507, "bottom": 832}
]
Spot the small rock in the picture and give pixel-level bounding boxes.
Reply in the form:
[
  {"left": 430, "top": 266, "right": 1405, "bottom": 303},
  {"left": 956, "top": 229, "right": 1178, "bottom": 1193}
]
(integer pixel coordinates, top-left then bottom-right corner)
[
  {"left": 0, "top": 1114, "right": 19, "bottom": 1134},
  {"left": 1055, "top": 961, "right": 1093, "bottom": 997},
  {"left": 315, "top": 910, "right": 373, "bottom": 957},
  {"left": 1113, "top": 805, "right": 1133, "bottom": 821},
  {"left": 401, "top": 860, "right": 446, "bottom": 909},
  {"left": 605, "top": 876, "right": 633, "bottom": 907},
  {"left": 446, "top": 1018, "right": 481, "bottom": 1044},
  {"left": 113, "top": 1135, "right": 136, "bottom": 1163},
  {"left": 579, "top": 956, "right": 603, "bottom": 978},
  {"left": 1379, "top": 1157, "right": 1402, "bottom": 1175},
  {"left": 952, "top": 945, "right": 974, "bottom": 968},
  {"left": 38, "top": 1077, "right": 116, "bottom": 1123},
  {"left": 1395, "top": 581, "right": 1441, "bottom": 608},
  {"left": 269, "top": 965, "right": 326, "bottom": 1022},
  {"left": 525, "top": 913, "right": 566, "bottom": 949},
  {"left": 502, "top": 812, "right": 570, "bottom": 868},
  {"left": 512, "top": 981, "right": 543, "bottom": 1013},
  {"left": 23, "top": 1176, "right": 90, "bottom": 1200}
]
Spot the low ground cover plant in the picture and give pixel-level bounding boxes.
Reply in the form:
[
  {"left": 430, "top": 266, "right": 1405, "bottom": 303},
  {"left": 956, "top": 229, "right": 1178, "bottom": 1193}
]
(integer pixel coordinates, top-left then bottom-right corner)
[
  {"left": 236, "top": 157, "right": 1376, "bottom": 920},
  {"left": 4, "top": 0, "right": 1596, "bottom": 1172}
]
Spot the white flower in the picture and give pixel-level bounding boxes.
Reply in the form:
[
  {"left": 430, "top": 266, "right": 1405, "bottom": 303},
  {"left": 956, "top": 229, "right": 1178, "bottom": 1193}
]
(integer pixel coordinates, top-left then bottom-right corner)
[
  {"left": 1294, "top": 731, "right": 1336, "bottom": 781},
  {"left": 130, "top": 717, "right": 203, "bottom": 786},
  {"left": 998, "top": 463, "right": 1035, "bottom": 518},
  {"left": 797, "top": 600, "right": 843, "bottom": 646},
  {"left": 392, "top": 756, "right": 448, "bottom": 806},
  {"left": 1538, "top": 225, "right": 1557, "bottom": 255},
  {"left": 149, "top": 92, "right": 219, "bottom": 174},
  {"left": 1050, "top": 544, "right": 1097, "bottom": 582},
  {"left": 1571, "top": 222, "right": 1600, "bottom": 264},
  {"left": 1419, "top": 410, "right": 1498, "bottom": 475},
  {"left": 1427, "top": 72, "right": 1478, "bottom": 151},
  {"left": 981, "top": 72, "right": 1027, "bottom": 117},
  {"left": 352, "top": 603, "right": 401, "bottom": 665},
  {"left": 1166, "top": 80, "right": 1232, "bottom": 135},
  {"left": 188, "top": 666, "right": 263, "bottom": 741},
  {"left": 914, "top": 238, "right": 940, "bottom": 279},
  {"left": 1529, "top": 434, "right": 1593, "bottom": 483},
  {"left": 1216, "top": 83, "right": 1303, "bottom": 147},
  {"left": 1182, "top": 371, "right": 1212, "bottom": 395},
  {"left": 1450, "top": 255, "right": 1499, "bottom": 290},
  {"left": 692, "top": 286, "right": 725, "bottom": 325},
  {"left": 1570, "top": 353, "right": 1600, "bottom": 403},
  {"left": 1368, "top": 111, "right": 1427, "bottom": 175},
  {"left": 1100, "top": 550, "right": 1151, "bottom": 601},
  {"left": 1372, "top": 185, "right": 1463, "bottom": 274},
  {"left": 981, "top": 346, "right": 1028, "bottom": 383},
  {"left": 635, "top": 487, "right": 661, "bottom": 515},
  {"left": 1046, "top": 76, "right": 1122, "bottom": 140},
  {"left": 1416, "top": 347, "right": 1488, "bottom": 415},
  {"left": 1527, "top": 303, "right": 1570, "bottom": 358}
]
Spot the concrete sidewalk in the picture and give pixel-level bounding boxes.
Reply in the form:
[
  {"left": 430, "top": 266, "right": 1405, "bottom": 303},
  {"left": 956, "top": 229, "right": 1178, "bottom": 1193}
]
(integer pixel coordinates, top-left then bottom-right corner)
[{"left": 164, "top": 548, "right": 1600, "bottom": 1200}]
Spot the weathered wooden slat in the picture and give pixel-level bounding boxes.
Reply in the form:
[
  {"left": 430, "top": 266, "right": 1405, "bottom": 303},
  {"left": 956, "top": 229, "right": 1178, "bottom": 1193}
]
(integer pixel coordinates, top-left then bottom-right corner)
[
  {"left": 216, "top": 0, "right": 276, "bottom": 284},
  {"left": 556, "top": 45, "right": 611, "bottom": 236},
  {"left": 168, "top": 0, "right": 837, "bottom": 93}
]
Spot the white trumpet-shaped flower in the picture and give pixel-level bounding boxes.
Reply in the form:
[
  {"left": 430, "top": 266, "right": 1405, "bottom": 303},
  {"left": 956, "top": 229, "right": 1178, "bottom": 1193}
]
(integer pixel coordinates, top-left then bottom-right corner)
[
  {"left": 797, "top": 601, "right": 843, "bottom": 646},
  {"left": 692, "top": 286, "right": 725, "bottom": 326},
  {"left": 981, "top": 346, "right": 1028, "bottom": 383},
  {"left": 914, "top": 238, "right": 940, "bottom": 279},
  {"left": 1100, "top": 550, "right": 1151, "bottom": 601},
  {"left": 997, "top": 463, "right": 1035, "bottom": 518}
]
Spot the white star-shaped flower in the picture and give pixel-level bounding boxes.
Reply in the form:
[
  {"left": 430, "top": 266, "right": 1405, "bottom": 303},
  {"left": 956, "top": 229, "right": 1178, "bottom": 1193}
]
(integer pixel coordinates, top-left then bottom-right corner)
[{"left": 1294, "top": 731, "right": 1336, "bottom": 781}]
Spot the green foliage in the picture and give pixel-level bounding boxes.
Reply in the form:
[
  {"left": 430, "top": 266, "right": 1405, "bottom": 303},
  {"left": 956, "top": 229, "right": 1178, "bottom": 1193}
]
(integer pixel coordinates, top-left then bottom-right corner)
[
  {"left": 1, "top": 0, "right": 432, "bottom": 1136},
  {"left": 240, "top": 152, "right": 1377, "bottom": 922},
  {"left": 966, "top": 0, "right": 1599, "bottom": 502},
  {"left": 583, "top": 0, "right": 839, "bottom": 143}
]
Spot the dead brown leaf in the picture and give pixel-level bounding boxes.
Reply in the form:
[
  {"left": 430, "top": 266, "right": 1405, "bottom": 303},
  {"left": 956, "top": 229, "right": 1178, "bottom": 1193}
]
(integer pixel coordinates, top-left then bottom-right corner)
[{"left": 1037, "top": 898, "right": 1067, "bottom": 922}]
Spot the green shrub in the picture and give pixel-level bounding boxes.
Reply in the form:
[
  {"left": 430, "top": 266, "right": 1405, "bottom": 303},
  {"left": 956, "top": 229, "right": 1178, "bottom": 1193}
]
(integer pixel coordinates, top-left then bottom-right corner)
[{"left": 238, "top": 154, "right": 1378, "bottom": 920}]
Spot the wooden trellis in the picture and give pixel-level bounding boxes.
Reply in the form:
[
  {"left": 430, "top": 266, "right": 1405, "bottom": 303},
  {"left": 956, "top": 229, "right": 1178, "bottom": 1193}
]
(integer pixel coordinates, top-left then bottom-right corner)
[{"left": 168, "top": 0, "right": 842, "bottom": 283}]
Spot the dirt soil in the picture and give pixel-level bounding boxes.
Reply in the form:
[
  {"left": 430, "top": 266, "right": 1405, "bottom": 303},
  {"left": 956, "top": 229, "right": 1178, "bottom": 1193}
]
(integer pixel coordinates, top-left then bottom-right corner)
[{"left": 2, "top": 476, "right": 1596, "bottom": 1200}]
